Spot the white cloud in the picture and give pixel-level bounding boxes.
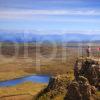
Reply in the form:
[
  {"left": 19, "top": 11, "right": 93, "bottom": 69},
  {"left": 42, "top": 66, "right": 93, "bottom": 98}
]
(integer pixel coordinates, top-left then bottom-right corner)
[
  {"left": 0, "top": 9, "right": 100, "bottom": 24},
  {"left": 0, "top": 9, "right": 33, "bottom": 19},
  {"left": 0, "top": 9, "right": 100, "bottom": 20},
  {"left": 0, "top": 29, "right": 100, "bottom": 35},
  {"left": 30, "top": 9, "right": 99, "bottom": 16}
]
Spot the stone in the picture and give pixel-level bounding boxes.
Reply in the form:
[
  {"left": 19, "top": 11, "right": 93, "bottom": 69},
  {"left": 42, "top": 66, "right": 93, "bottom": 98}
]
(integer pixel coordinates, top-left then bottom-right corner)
[
  {"left": 65, "top": 76, "right": 96, "bottom": 100},
  {"left": 36, "top": 74, "right": 71, "bottom": 100},
  {"left": 74, "top": 58, "right": 100, "bottom": 89}
]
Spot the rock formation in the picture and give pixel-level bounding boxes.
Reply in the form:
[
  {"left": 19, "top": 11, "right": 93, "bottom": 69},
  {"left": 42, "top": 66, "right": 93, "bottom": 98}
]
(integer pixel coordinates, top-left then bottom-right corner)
[
  {"left": 36, "top": 74, "right": 71, "bottom": 100},
  {"left": 65, "top": 76, "right": 96, "bottom": 100},
  {"left": 36, "top": 57, "right": 100, "bottom": 100},
  {"left": 74, "top": 58, "right": 100, "bottom": 89}
]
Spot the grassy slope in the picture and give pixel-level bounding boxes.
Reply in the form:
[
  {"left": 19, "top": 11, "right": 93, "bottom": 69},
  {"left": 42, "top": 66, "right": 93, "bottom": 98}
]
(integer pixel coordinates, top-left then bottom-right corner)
[
  {"left": 0, "top": 70, "right": 32, "bottom": 81},
  {"left": 0, "top": 43, "right": 77, "bottom": 81},
  {"left": 0, "top": 82, "right": 47, "bottom": 100}
]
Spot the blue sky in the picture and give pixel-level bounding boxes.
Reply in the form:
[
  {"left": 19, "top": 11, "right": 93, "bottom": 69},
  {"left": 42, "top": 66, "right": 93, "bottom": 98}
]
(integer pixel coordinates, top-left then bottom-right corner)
[{"left": 0, "top": 0, "right": 100, "bottom": 34}]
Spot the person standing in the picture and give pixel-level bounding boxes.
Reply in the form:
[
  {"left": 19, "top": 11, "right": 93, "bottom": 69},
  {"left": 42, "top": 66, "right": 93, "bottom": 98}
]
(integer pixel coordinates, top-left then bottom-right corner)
[
  {"left": 96, "top": 47, "right": 100, "bottom": 57},
  {"left": 86, "top": 46, "right": 91, "bottom": 57}
]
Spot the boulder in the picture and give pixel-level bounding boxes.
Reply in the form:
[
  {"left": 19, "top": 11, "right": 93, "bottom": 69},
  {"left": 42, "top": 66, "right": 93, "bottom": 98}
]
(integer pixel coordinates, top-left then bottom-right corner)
[
  {"left": 65, "top": 76, "right": 96, "bottom": 100},
  {"left": 36, "top": 74, "right": 71, "bottom": 99},
  {"left": 74, "top": 58, "right": 100, "bottom": 89}
]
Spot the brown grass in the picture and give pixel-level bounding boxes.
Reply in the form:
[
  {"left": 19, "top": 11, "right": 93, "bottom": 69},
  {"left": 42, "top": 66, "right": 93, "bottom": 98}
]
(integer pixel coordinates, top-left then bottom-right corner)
[
  {"left": 0, "top": 43, "right": 78, "bottom": 81},
  {"left": 0, "top": 82, "right": 47, "bottom": 100}
]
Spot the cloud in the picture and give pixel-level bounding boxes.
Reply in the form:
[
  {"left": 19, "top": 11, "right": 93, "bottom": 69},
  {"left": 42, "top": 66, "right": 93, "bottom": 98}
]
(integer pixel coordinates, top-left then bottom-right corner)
[
  {"left": 0, "top": 29, "right": 100, "bottom": 35},
  {"left": 30, "top": 9, "right": 100, "bottom": 16},
  {"left": 0, "top": 9, "right": 100, "bottom": 20},
  {"left": 0, "top": 9, "right": 33, "bottom": 19},
  {"left": 0, "top": 9, "right": 100, "bottom": 23}
]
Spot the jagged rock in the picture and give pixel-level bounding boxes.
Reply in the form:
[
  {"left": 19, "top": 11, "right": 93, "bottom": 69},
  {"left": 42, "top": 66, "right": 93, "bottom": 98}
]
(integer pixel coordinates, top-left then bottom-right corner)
[
  {"left": 65, "top": 76, "right": 96, "bottom": 100},
  {"left": 74, "top": 58, "right": 100, "bottom": 89},
  {"left": 36, "top": 74, "right": 71, "bottom": 100},
  {"left": 36, "top": 57, "right": 100, "bottom": 100}
]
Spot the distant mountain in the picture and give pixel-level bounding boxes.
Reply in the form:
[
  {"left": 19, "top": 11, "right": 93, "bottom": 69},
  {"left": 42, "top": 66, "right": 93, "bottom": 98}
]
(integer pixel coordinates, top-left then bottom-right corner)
[{"left": 0, "top": 32, "right": 100, "bottom": 43}]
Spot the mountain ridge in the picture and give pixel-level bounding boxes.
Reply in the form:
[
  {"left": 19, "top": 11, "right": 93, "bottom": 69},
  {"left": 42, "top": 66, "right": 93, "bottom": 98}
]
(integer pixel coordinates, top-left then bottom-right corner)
[{"left": 0, "top": 32, "right": 100, "bottom": 43}]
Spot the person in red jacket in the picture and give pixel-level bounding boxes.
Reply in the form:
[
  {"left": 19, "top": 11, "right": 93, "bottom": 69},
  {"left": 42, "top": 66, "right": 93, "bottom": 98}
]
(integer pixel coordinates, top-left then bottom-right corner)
[{"left": 96, "top": 47, "right": 100, "bottom": 58}]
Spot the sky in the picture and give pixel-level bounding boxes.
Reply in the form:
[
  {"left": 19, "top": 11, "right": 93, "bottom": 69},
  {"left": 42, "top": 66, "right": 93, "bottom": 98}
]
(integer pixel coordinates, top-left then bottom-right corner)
[{"left": 0, "top": 0, "right": 100, "bottom": 34}]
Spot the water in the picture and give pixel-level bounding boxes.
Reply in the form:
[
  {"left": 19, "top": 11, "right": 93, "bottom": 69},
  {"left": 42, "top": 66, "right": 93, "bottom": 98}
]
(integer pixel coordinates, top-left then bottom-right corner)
[{"left": 0, "top": 75, "right": 50, "bottom": 87}]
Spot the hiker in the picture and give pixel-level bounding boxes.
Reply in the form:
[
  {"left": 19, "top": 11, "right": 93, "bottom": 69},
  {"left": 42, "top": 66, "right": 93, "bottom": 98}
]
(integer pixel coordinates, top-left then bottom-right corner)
[
  {"left": 86, "top": 46, "right": 91, "bottom": 57},
  {"left": 96, "top": 47, "right": 100, "bottom": 57}
]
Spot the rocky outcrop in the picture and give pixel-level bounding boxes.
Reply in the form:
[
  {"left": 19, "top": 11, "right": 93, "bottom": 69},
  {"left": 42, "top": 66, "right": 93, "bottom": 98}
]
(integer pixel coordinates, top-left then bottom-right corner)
[
  {"left": 65, "top": 76, "right": 97, "bottom": 100},
  {"left": 74, "top": 58, "right": 100, "bottom": 89},
  {"left": 36, "top": 57, "right": 100, "bottom": 100},
  {"left": 36, "top": 74, "right": 71, "bottom": 100}
]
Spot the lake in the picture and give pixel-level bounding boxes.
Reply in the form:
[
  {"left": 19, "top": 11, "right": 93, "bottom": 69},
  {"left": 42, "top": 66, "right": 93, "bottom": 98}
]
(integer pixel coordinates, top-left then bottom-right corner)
[{"left": 0, "top": 75, "right": 50, "bottom": 87}]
